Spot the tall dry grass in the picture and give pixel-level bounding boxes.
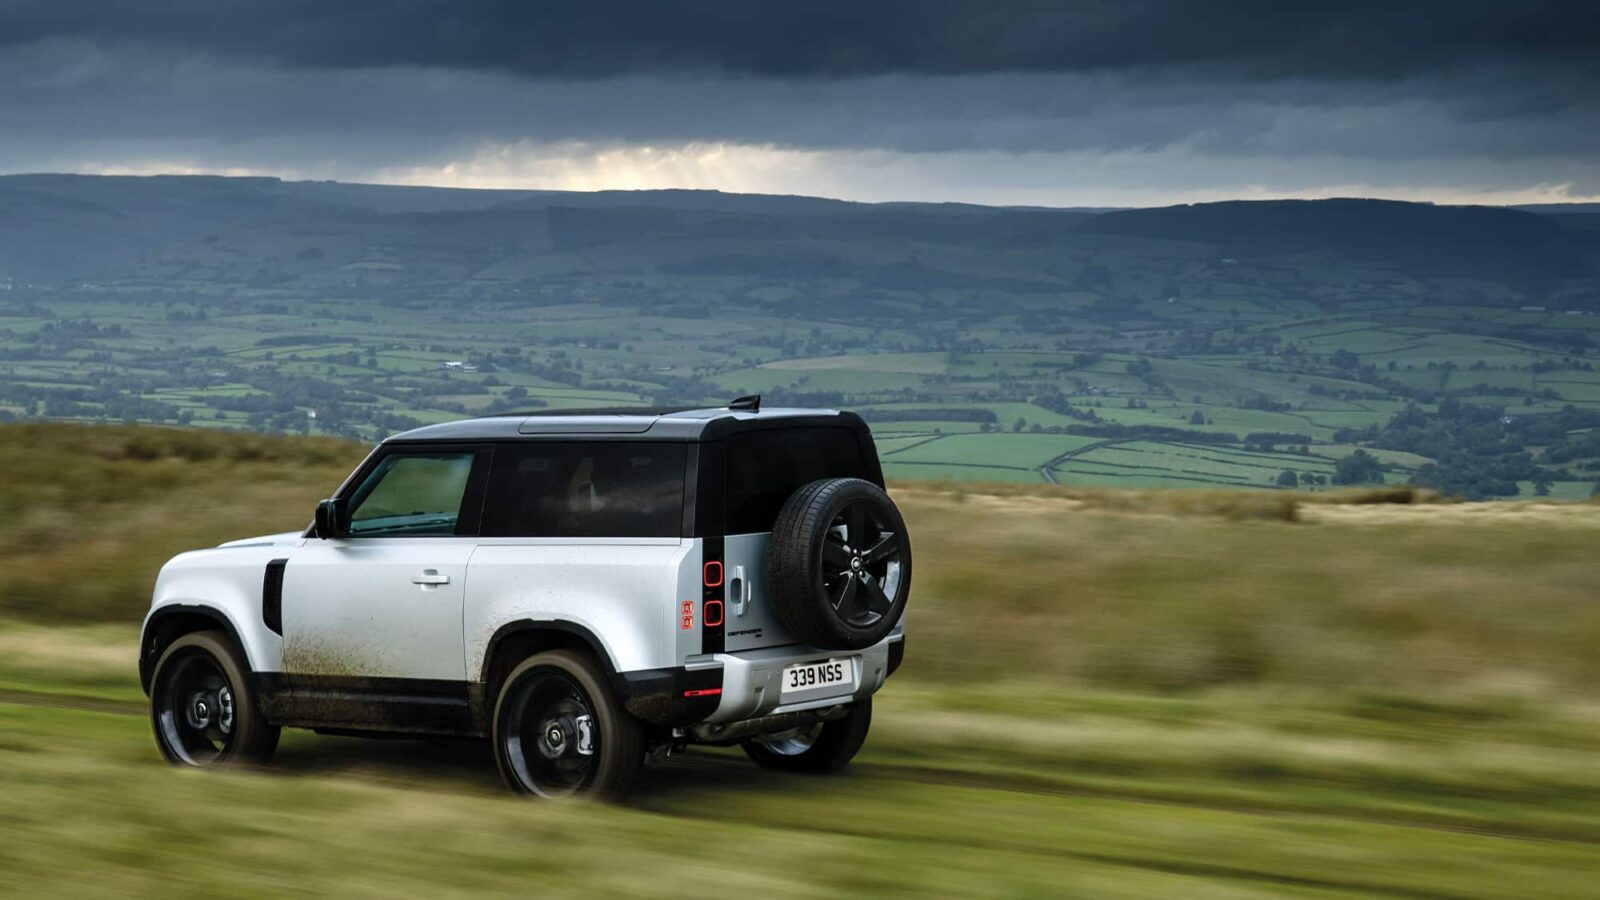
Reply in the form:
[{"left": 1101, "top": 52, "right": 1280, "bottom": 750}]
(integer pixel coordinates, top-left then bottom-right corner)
[
  {"left": 0, "top": 423, "right": 367, "bottom": 621},
  {"left": 895, "top": 485, "right": 1600, "bottom": 695},
  {"left": 4, "top": 423, "right": 1597, "bottom": 700}
]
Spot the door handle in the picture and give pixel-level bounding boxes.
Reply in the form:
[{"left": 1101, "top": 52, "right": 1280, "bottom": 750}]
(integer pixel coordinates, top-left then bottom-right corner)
[
  {"left": 731, "top": 565, "right": 748, "bottom": 616},
  {"left": 411, "top": 571, "right": 451, "bottom": 586}
]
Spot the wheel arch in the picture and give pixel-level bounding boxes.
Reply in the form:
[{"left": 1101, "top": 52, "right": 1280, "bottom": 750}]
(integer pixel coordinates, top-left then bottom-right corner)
[
  {"left": 138, "top": 605, "right": 251, "bottom": 696},
  {"left": 476, "top": 619, "right": 721, "bottom": 733},
  {"left": 479, "top": 620, "right": 623, "bottom": 704}
]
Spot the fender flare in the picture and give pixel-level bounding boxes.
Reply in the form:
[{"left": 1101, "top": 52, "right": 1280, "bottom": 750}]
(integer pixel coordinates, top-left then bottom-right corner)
[
  {"left": 479, "top": 619, "right": 622, "bottom": 686},
  {"left": 138, "top": 604, "right": 252, "bottom": 695}
]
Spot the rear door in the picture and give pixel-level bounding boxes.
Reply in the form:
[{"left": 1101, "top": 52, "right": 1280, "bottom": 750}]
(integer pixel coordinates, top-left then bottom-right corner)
[{"left": 720, "top": 426, "right": 876, "bottom": 652}]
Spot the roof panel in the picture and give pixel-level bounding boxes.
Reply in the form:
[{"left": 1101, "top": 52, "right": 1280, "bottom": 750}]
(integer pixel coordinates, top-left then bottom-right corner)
[{"left": 384, "top": 406, "right": 850, "bottom": 443}]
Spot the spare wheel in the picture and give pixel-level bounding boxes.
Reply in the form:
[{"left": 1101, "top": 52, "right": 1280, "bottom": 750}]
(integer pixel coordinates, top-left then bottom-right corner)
[{"left": 767, "top": 478, "right": 911, "bottom": 651}]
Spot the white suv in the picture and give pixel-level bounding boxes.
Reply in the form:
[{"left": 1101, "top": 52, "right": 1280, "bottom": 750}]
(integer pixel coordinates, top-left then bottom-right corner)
[{"left": 138, "top": 398, "right": 911, "bottom": 799}]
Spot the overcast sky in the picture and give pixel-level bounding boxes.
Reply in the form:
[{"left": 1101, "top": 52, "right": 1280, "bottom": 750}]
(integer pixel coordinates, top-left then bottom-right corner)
[{"left": 4, "top": 1, "right": 1598, "bottom": 206}]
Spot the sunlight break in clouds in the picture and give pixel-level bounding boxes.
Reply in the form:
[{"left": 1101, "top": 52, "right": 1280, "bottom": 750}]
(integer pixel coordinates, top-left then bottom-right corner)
[
  {"left": 373, "top": 141, "right": 845, "bottom": 196},
  {"left": 364, "top": 140, "right": 1600, "bottom": 208},
  {"left": 76, "top": 161, "right": 291, "bottom": 179}
]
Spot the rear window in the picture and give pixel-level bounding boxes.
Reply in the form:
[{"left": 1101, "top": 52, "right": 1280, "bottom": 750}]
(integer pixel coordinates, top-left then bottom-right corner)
[
  {"left": 481, "top": 442, "right": 686, "bottom": 538},
  {"left": 726, "top": 427, "right": 870, "bottom": 534}
]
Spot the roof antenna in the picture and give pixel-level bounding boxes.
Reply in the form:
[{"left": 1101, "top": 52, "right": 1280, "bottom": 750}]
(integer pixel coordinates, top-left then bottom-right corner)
[{"left": 728, "top": 394, "right": 762, "bottom": 412}]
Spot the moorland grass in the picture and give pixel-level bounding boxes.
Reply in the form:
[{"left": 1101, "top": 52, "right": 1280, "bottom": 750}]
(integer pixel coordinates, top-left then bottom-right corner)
[
  {"left": 4, "top": 423, "right": 1596, "bottom": 701},
  {"left": 4, "top": 423, "right": 1600, "bottom": 895}
]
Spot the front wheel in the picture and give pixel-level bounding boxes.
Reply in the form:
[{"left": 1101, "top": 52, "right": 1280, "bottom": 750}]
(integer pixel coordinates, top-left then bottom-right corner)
[
  {"left": 492, "top": 650, "right": 644, "bottom": 800},
  {"left": 150, "top": 630, "right": 279, "bottom": 767},
  {"left": 742, "top": 698, "right": 872, "bottom": 774}
]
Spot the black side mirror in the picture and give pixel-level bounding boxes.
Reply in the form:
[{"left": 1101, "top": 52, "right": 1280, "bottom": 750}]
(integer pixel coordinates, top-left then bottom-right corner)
[{"left": 313, "top": 498, "right": 347, "bottom": 539}]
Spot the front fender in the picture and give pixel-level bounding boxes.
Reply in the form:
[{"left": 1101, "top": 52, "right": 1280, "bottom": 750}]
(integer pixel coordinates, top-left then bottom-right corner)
[{"left": 140, "top": 547, "right": 290, "bottom": 689}]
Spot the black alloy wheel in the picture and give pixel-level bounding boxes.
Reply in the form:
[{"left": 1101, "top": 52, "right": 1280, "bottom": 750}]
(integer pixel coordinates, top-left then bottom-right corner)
[
  {"left": 492, "top": 650, "right": 644, "bottom": 801},
  {"left": 821, "top": 500, "right": 905, "bottom": 629},
  {"left": 499, "top": 670, "right": 600, "bottom": 798},
  {"left": 155, "top": 649, "right": 236, "bottom": 764},
  {"left": 149, "top": 630, "right": 279, "bottom": 767}
]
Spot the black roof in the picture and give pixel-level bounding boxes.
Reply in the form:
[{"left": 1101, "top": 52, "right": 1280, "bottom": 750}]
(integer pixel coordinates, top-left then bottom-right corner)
[{"left": 386, "top": 405, "right": 865, "bottom": 443}]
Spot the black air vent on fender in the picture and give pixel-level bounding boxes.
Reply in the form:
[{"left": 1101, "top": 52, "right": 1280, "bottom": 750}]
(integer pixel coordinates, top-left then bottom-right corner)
[{"left": 263, "top": 558, "right": 288, "bottom": 635}]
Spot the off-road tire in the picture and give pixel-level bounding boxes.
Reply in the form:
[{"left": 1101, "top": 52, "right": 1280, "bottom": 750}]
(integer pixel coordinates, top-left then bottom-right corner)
[
  {"left": 150, "top": 630, "right": 280, "bottom": 767},
  {"left": 742, "top": 698, "right": 872, "bottom": 773},
  {"left": 769, "top": 478, "right": 911, "bottom": 650},
  {"left": 492, "top": 649, "right": 645, "bottom": 801}
]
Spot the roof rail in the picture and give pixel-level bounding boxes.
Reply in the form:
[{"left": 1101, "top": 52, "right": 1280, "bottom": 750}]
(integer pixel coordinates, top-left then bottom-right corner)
[
  {"left": 475, "top": 405, "right": 698, "bottom": 419},
  {"left": 473, "top": 396, "right": 763, "bottom": 420}
]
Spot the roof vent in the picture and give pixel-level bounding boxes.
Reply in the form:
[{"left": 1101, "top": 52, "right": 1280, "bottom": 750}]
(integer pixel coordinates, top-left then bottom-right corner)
[{"left": 728, "top": 394, "right": 762, "bottom": 412}]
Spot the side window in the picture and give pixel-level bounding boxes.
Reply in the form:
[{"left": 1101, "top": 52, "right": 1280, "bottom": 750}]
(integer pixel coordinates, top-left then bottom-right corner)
[
  {"left": 481, "top": 442, "right": 687, "bottom": 538},
  {"left": 346, "top": 452, "right": 477, "bottom": 536},
  {"left": 726, "top": 427, "right": 869, "bottom": 534}
]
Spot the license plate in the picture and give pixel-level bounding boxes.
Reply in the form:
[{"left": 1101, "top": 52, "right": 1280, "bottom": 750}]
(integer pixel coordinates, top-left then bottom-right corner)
[{"left": 779, "top": 659, "right": 856, "bottom": 697}]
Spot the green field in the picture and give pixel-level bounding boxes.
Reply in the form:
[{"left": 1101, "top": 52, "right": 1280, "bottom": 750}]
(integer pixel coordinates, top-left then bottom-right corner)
[
  {"left": 5, "top": 177, "right": 1600, "bottom": 499},
  {"left": 1051, "top": 441, "right": 1338, "bottom": 488}
]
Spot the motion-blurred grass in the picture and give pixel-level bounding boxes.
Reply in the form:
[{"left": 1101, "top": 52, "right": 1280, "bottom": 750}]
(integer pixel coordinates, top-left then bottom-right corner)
[
  {"left": 12, "top": 422, "right": 1593, "bottom": 697},
  {"left": 0, "top": 423, "right": 366, "bottom": 622},
  {"left": 3, "top": 423, "right": 1599, "bottom": 896},
  {"left": 896, "top": 484, "right": 1600, "bottom": 694}
]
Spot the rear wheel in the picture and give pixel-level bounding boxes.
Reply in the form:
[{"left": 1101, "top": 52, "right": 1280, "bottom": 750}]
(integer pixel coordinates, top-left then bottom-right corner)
[
  {"left": 492, "top": 650, "right": 644, "bottom": 800},
  {"left": 742, "top": 698, "right": 872, "bottom": 774},
  {"left": 150, "top": 630, "right": 279, "bottom": 767}
]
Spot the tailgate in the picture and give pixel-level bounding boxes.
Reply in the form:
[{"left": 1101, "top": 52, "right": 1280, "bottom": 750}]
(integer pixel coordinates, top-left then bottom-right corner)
[{"left": 719, "top": 532, "right": 797, "bottom": 652}]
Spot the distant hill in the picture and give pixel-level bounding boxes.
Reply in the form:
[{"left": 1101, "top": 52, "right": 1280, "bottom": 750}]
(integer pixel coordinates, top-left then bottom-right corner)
[
  {"left": 0, "top": 174, "right": 1086, "bottom": 281},
  {"left": 1077, "top": 198, "right": 1593, "bottom": 280},
  {"left": 2, "top": 175, "right": 1595, "bottom": 288},
  {"left": 1515, "top": 203, "right": 1600, "bottom": 215}
]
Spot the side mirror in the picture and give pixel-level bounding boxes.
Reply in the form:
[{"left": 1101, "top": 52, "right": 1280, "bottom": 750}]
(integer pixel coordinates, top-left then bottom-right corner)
[{"left": 313, "top": 498, "right": 347, "bottom": 539}]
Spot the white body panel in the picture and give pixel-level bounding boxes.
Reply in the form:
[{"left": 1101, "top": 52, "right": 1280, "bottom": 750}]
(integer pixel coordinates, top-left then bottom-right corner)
[
  {"left": 280, "top": 537, "right": 475, "bottom": 681},
  {"left": 142, "top": 531, "right": 305, "bottom": 674},
  {"left": 464, "top": 537, "right": 696, "bottom": 677},
  {"left": 148, "top": 531, "right": 705, "bottom": 682}
]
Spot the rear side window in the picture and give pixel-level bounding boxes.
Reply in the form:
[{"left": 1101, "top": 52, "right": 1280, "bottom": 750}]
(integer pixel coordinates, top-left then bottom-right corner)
[
  {"left": 726, "top": 427, "right": 870, "bottom": 534},
  {"left": 481, "top": 442, "right": 686, "bottom": 538}
]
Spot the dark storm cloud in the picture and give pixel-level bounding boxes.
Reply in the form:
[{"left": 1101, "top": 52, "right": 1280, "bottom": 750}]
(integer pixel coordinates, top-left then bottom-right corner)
[
  {"left": 3, "top": 0, "right": 1597, "bottom": 82},
  {"left": 1, "top": 0, "right": 1597, "bottom": 202}
]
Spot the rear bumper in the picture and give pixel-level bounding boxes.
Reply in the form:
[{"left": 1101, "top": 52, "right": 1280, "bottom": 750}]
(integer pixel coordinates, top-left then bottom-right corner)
[
  {"left": 618, "top": 627, "right": 903, "bottom": 729},
  {"left": 696, "top": 627, "right": 903, "bottom": 724}
]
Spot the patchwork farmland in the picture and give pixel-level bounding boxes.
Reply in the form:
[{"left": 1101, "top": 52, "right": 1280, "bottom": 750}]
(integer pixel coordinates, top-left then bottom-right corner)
[{"left": 5, "top": 176, "right": 1600, "bottom": 498}]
